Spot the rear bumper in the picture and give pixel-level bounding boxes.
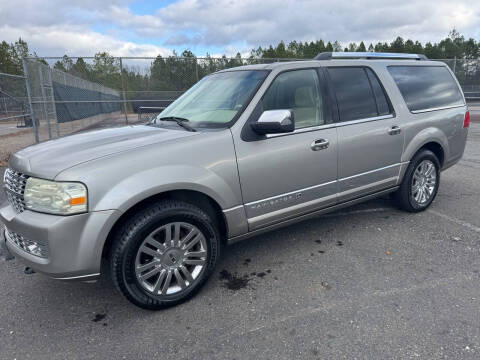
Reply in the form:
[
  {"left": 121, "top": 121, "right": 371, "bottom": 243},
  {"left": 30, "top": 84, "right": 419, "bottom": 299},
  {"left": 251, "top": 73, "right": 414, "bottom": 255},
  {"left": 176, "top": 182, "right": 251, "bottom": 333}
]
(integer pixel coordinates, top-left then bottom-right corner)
[{"left": 0, "top": 202, "right": 120, "bottom": 280}]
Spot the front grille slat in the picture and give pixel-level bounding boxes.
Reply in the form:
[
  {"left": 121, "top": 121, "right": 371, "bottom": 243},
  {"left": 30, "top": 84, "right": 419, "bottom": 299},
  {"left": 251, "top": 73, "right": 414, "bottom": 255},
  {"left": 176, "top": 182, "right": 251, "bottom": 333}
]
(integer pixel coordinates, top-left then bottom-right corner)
[{"left": 3, "top": 168, "right": 29, "bottom": 213}]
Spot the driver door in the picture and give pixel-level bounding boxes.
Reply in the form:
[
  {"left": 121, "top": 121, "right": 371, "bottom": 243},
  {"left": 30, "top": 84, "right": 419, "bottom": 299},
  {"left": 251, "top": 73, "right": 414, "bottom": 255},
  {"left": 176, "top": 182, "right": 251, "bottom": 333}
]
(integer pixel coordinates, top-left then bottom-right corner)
[{"left": 234, "top": 68, "right": 338, "bottom": 231}]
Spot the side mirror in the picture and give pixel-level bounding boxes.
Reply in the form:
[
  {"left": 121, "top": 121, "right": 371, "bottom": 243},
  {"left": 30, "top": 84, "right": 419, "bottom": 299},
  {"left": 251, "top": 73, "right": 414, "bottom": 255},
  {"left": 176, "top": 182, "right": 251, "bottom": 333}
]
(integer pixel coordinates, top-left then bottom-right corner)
[{"left": 251, "top": 109, "right": 295, "bottom": 135}]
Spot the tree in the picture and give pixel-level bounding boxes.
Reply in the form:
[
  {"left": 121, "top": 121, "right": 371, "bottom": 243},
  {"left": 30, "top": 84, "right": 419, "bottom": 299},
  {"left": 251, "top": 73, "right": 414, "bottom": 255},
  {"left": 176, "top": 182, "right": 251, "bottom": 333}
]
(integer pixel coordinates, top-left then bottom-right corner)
[
  {"left": 70, "top": 58, "right": 90, "bottom": 79},
  {"left": 92, "top": 52, "right": 121, "bottom": 89},
  {"left": 1, "top": 29, "right": 478, "bottom": 98},
  {"left": 347, "top": 42, "right": 357, "bottom": 52},
  {"left": 390, "top": 37, "right": 405, "bottom": 53},
  {"left": 53, "top": 55, "right": 73, "bottom": 72},
  {"left": 0, "top": 38, "right": 30, "bottom": 75},
  {"left": 332, "top": 41, "right": 342, "bottom": 52}
]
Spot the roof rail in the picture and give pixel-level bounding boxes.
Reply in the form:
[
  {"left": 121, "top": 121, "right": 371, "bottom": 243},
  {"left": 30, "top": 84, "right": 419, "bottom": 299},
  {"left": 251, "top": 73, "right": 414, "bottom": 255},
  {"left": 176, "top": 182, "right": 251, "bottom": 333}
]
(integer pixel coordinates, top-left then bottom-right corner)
[{"left": 314, "top": 52, "right": 428, "bottom": 61}]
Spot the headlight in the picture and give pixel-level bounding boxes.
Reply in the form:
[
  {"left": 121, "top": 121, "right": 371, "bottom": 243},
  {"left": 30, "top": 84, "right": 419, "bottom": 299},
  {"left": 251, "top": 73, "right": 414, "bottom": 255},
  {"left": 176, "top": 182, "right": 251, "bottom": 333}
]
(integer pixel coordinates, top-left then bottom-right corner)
[{"left": 24, "top": 178, "right": 87, "bottom": 215}]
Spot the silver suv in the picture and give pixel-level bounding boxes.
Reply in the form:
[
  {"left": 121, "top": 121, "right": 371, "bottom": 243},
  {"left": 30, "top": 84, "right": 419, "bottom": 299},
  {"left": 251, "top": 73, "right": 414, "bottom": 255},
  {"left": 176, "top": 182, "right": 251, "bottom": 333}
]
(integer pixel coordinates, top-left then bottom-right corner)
[{"left": 1, "top": 52, "right": 469, "bottom": 309}]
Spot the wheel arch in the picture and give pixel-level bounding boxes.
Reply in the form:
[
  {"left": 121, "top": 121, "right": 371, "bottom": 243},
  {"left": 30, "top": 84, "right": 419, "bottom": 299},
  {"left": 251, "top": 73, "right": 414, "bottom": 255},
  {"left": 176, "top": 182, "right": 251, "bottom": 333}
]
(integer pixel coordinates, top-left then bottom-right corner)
[
  {"left": 101, "top": 189, "right": 228, "bottom": 260},
  {"left": 402, "top": 127, "right": 449, "bottom": 167}
]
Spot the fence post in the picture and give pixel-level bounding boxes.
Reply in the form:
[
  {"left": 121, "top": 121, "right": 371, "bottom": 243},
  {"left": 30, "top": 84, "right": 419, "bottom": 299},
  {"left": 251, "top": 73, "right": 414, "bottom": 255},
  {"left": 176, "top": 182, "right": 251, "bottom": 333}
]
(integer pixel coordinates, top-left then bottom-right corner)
[
  {"left": 48, "top": 68, "right": 60, "bottom": 137},
  {"left": 119, "top": 57, "right": 129, "bottom": 124},
  {"left": 38, "top": 63, "right": 52, "bottom": 139},
  {"left": 2, "top": 97, "right": 7, "bottom": 116},
  {"left": 22, "top": 58, "right": 39, "bottom": 143},
  {"left": 453, "top": 56, "right": 456, "bottom": 74},
  {"left": 63, "top": 72, "right": 74, "bottom": 132},
  {"left": 195, "top": 60, "right": 199, "bottom": 82}
]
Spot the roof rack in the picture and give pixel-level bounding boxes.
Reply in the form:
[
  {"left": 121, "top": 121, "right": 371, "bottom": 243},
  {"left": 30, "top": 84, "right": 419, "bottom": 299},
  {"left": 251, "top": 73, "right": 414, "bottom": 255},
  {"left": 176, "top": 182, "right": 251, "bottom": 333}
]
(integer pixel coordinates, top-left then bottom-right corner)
[{"left": 314, "top": 52, "right": 428, "bottom": 61}]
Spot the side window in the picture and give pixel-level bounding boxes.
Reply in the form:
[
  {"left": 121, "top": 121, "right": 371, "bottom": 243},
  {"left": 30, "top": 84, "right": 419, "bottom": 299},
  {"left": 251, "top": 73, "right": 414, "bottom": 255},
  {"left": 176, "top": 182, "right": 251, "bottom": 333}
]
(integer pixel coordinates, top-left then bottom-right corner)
[
  {"left": 388, "top": 66, "right": 464, "bottom": 112},
  {"left": 328, "top": 67, "right": 390, "bottom": 122},
  {"left": 263, "top": 69, "right": 324, "bottom": 129},
  {"left": 366, "top": 68, "right": 391, "bottom": 116}
]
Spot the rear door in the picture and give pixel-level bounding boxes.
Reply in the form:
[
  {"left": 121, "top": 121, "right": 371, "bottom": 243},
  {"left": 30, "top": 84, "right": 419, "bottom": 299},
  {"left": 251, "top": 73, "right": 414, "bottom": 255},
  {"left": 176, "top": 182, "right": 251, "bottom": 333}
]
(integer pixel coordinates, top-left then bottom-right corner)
[{"left": 327, "top": 66, "right": 404, "bottom": 202}]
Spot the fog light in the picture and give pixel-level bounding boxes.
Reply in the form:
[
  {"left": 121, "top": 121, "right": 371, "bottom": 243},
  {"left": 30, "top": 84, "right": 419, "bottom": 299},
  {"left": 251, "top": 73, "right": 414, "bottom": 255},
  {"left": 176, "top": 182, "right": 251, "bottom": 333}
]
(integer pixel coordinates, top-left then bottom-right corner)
[{"left": 4, "top": 227, "right": 49, "bottom": 258}]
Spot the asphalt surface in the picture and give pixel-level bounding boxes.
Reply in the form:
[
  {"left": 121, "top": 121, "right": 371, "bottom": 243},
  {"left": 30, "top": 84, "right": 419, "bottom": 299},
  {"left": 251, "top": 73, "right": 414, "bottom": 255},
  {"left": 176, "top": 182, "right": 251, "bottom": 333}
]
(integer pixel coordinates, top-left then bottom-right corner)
[{"left": 1, "top": 124, "right": 480, "bottom": 359}]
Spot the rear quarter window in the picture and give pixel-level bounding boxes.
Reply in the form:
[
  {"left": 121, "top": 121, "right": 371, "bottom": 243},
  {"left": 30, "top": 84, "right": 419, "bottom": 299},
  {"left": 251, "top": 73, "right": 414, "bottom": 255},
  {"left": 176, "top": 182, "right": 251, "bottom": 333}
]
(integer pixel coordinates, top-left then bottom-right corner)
[{"left": 387, "top": 66, "right": 464, "bottom": 112}]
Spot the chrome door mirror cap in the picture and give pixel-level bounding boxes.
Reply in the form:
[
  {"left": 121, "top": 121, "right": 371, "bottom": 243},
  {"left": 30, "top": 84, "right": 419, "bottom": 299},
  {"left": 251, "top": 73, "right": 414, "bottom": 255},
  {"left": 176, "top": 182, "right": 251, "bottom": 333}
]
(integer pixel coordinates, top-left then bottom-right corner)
[{"left": 251, "top": 109, "right": 295, "bottom": 135}]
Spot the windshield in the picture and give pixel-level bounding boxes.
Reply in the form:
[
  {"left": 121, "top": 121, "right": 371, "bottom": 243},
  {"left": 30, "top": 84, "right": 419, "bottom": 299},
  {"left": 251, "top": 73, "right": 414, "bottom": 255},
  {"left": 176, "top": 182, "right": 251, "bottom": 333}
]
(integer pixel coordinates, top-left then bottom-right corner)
[{"left": 155, "top": 70, "right": 268, "bottom": 128}]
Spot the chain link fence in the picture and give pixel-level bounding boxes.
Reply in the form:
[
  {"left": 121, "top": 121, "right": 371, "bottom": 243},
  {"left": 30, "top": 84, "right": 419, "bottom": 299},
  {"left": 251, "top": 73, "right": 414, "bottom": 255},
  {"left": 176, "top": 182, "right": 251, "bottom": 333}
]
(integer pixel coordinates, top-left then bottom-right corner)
[
  {"left": 0, "top": 71, "right": 33, "bottom": 164},
  {"left": 0, "top": 55, "right": 479, "bottom": 165},
  {"left": 0, "top": 72, "right": 31, "bottom": 128},
  {"left": 23, "top": 58, "right": 123, "bottom": 143},
  {"left": 450, "top": 59, "right": 480, "bottom": 103}
]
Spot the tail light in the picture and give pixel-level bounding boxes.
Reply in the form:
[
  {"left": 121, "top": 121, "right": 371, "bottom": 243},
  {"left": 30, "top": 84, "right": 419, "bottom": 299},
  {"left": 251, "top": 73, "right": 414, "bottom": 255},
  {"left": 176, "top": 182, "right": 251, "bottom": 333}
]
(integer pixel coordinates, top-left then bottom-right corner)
[{"left": 463, "top": 110, "right": 470, "bottom": 128}]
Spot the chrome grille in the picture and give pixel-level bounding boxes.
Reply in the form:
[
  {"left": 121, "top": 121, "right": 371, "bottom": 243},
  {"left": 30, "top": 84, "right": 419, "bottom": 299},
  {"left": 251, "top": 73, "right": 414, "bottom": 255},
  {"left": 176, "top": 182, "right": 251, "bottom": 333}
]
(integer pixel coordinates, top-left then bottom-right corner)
[
  {"left": 4, "top": 226, "right": 49, "bottom": 258},
  {"left": 3, "top": 168, "right": 29, "bottom": 213}
]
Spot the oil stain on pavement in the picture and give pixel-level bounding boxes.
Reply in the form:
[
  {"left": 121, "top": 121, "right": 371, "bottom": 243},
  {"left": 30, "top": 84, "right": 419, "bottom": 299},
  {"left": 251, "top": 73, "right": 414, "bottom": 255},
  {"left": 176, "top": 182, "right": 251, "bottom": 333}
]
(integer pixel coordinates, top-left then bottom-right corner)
[
  {"left": 219, "top": 266, "right": 273, "bottom": 291},
  {"left": 219, "top": 269, "right": 251, "bottom": 290}
]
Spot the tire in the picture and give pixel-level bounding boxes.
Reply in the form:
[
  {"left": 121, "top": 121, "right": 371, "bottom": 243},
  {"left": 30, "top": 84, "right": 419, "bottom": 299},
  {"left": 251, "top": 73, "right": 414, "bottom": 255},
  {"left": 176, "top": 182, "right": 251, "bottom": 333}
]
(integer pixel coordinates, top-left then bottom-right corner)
[
  {"left": 110, "top": 200, "right": 220, "bottom": 310},
  {"left": 394, "top": 149, "right": 441, "bottom": 212}
]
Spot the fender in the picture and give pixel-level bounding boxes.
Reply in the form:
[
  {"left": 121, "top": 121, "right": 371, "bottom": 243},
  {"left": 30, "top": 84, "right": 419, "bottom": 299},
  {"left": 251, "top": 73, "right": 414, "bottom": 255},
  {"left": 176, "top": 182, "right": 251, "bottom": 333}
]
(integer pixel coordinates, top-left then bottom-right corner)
[
  {"left": 92, "top": 164, "right": 239, "bottom": 212},
  {"left": 402, "top": 127, "right": 449, "bottom": 163}
]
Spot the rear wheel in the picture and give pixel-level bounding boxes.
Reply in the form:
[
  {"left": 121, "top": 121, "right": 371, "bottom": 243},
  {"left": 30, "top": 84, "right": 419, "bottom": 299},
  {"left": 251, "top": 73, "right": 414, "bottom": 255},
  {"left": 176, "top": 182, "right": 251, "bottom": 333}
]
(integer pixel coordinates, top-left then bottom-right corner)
[
  {"left": 395, "top": 149, "right": 440, "bottom": 212},
  {"left": 110, "top": 200, "right": 220, "bottom": 310}
]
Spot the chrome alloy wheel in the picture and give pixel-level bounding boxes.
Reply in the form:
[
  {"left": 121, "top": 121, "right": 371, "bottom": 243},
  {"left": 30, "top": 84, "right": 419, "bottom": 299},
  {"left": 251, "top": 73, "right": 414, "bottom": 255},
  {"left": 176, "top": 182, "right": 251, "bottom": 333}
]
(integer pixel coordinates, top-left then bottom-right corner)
[
  {"left": 411, "top": 159, "right": 437, "bottom": 205},
  {"left": 135, "top": 222, "right": 207, "bottom": 295}
]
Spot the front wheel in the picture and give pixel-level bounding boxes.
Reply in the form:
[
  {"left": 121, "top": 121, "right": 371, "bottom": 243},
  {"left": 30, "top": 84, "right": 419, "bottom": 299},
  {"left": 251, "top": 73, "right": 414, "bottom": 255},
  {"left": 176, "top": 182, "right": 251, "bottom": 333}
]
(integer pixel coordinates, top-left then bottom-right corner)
[
  {"left": 394, "top": 149, "right": 440, "bottom": 212},
  {"left": 110, "top": 200, "right": 220, "bottom": 310}
]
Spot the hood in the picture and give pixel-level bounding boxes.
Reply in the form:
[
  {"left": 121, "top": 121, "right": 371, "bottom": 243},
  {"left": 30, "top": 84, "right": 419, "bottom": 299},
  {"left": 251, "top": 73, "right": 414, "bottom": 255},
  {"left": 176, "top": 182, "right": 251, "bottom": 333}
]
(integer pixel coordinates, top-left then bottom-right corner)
[{"left": 9, "top": 125, "right": 197, "bottom": 179}]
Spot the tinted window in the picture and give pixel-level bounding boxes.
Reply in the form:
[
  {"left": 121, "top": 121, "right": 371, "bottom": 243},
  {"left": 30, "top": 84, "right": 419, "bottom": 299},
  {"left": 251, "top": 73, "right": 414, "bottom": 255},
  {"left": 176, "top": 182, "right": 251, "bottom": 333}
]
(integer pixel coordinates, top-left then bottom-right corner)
[
  {"left": 388, "top": 66, "right": 464, "bottom": 112},
  {"left": 263, "top": 69, "right": 324, "bottom": 129},
  {"left": 366, "top": 68, "right": 390, "bottom": 116},
  {"left": 328, "top": 67, "right": 378, "bottom": 121}
]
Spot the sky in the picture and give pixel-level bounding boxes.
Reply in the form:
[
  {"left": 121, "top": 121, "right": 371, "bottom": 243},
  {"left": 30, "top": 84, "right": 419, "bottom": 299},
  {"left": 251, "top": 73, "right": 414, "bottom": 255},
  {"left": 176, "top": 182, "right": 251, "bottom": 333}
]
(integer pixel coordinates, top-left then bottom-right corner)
[{"left": 0, "top": 0, "right": 479, "bottom": 58}]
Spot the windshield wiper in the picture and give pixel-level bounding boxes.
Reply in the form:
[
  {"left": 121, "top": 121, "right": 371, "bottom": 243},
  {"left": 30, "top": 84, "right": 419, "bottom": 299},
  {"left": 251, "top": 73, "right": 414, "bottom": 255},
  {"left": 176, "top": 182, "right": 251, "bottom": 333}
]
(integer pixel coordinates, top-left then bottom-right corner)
[{"left": 158, "top": 116, "right": 196, "bottom": 132}]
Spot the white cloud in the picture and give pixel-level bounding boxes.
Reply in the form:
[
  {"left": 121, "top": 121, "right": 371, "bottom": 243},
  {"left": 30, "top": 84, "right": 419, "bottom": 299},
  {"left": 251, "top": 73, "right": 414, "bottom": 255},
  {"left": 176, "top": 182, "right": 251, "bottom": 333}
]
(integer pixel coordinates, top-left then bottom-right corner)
[
  {"left": 106, "top": 0, "right": 480, "bottom": 47},
  {"left": 0, "top": 0, "right": 171, "bottom": 57},
  {"left": 0, "top": 25, "right": 171, "bottom": 57},
  {"left": 0, "top": 0, "right": 479, "bottom": 57}
]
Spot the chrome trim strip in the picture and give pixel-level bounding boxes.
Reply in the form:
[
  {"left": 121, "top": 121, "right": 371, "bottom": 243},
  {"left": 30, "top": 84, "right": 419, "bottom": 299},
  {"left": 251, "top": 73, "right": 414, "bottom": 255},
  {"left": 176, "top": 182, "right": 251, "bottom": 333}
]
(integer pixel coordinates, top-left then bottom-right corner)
[
  {"left": 338, "top": 163, "right": 400, "bottom": 182},
  {"left": 54, "top": 273, "right": 100, "bottom": 281},
  {"left": 338, "top": 177, "right": 398, "bottom": 198},
  {"left": 266, "top": 123, "right": 336, "bottom": 138},
  {"left": 265, "top": 114, "right": 394, "bottom": 138},
  {"left": 247, "top": 193, "right": 337, "bottom": 225},
  {"left": 335, "top": 114, "right": 394, "bottom": 127},
  {"left": 222, "top": 205, "right": 244, "bottom": 214},
  {"left": 411, "top": 104, "right": 466, "bottom": 114},
  {"left": 245, "top": 180, "right": 337, "bottom": 206}
]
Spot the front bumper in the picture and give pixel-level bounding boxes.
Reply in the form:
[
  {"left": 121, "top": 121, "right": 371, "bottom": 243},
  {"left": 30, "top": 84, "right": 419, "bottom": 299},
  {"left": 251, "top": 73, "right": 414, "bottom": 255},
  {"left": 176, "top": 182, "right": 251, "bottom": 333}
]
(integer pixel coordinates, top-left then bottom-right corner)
[{"left": 0, "top": 202, "right": 120, "bottom": 280}]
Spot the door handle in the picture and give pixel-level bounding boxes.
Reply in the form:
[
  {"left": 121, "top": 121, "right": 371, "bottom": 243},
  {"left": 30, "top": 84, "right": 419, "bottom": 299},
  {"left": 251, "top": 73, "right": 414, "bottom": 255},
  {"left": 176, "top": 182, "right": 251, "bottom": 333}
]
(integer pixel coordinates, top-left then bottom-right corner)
[
  {"left": 311, "top": 139, "right": 329, "bottom": 151},
  {"left": 388, "top": 126, "right": 401, "bottom": 135}
]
